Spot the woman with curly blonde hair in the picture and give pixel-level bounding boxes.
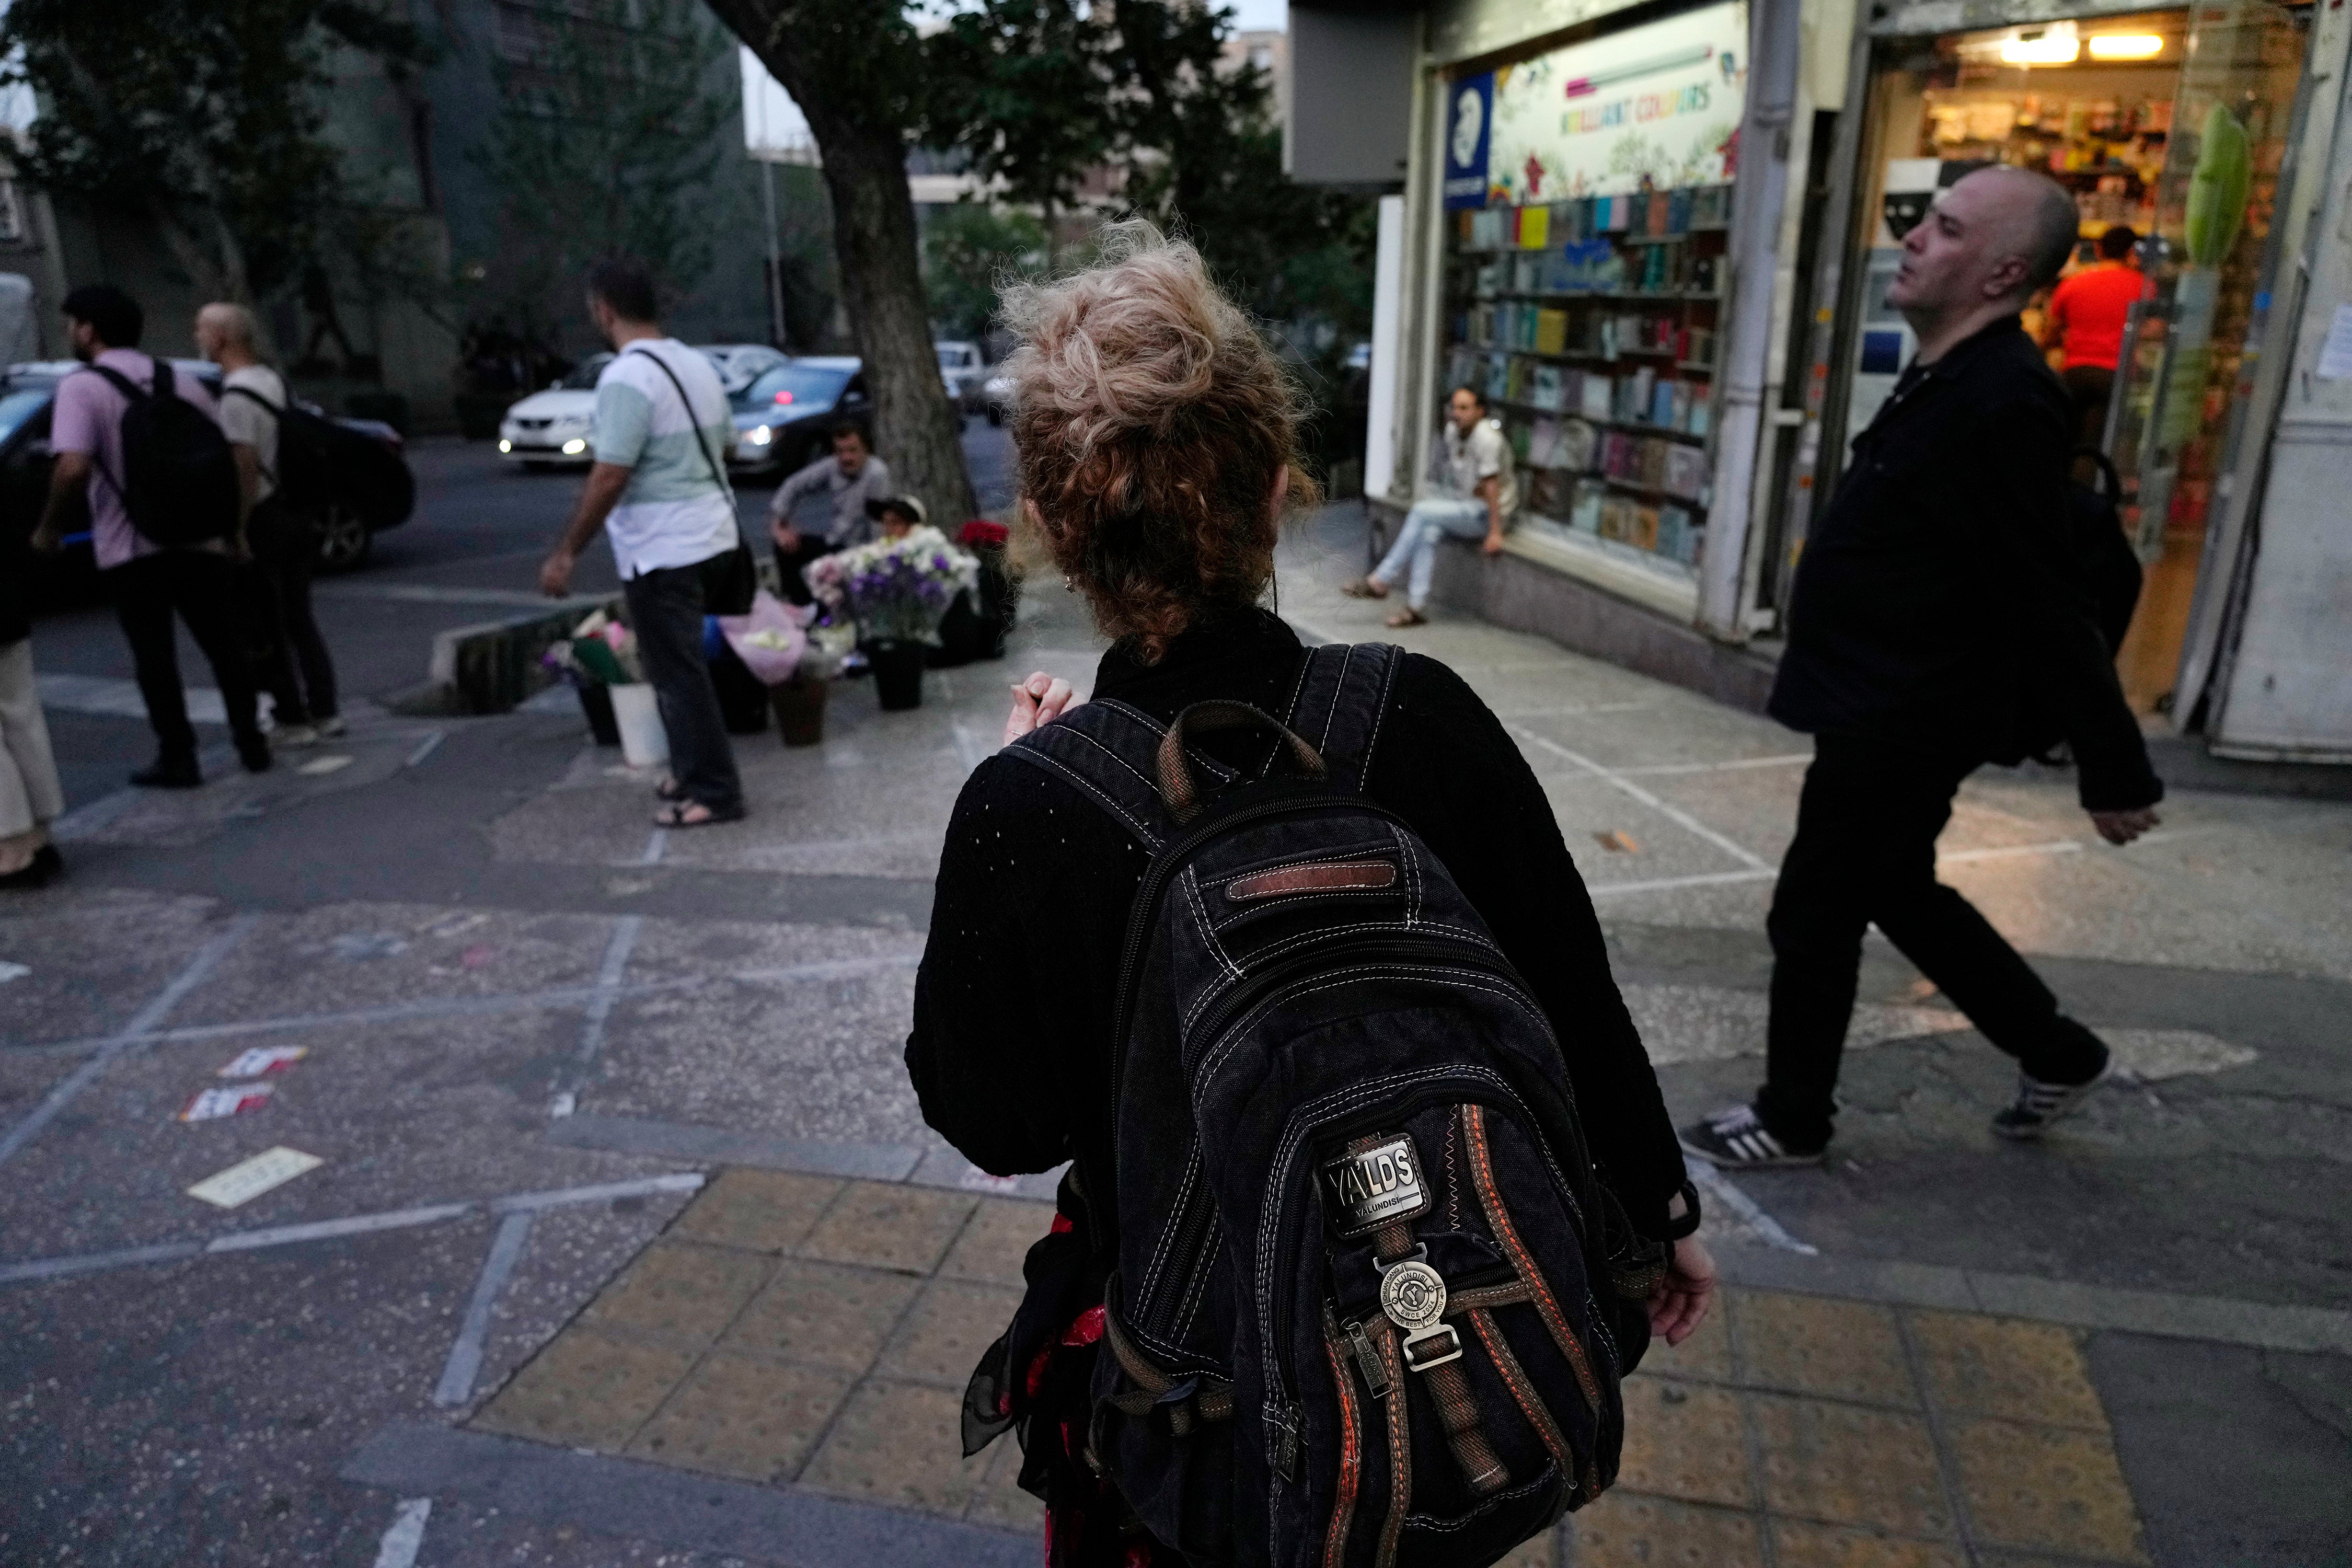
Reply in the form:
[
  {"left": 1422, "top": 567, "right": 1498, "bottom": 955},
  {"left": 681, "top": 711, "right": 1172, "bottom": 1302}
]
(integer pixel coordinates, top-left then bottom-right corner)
[{"left": 906, "top": 225, "right": 1706, "bottom": 1565}]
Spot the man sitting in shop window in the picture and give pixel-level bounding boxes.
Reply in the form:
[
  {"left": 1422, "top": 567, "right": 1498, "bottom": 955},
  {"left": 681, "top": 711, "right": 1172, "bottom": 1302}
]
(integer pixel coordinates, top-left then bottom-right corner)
[
  {"left": 2040, "top": 224, "right": 2148, "bottom": 447},
  {"left": 1342, "top": 384, "right": 1514, "bottom": 628},
  {"left": 1681, "top": 166, "right": 2163, "bottom": 1171}
]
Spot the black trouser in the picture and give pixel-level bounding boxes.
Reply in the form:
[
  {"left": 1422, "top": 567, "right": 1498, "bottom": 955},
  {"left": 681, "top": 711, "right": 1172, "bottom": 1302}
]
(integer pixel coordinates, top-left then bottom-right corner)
[
  {"left": 110, "top": 550, "right": 264, "bottom": 760},
  {"left": 771, "top": 532, "right": 833, "bottom": 606},
  {"left": 621, "top": 560, "right": 743, "bottom": 814},
  {"left": 1756, "top": 734, "right": 2107, "bottom": 1147},
  {"left": 2062, "top": 364, "right": 2116, "bottom": 451},
  {"left": 249, "top": 499, "right": 338, "bottom": 725}
]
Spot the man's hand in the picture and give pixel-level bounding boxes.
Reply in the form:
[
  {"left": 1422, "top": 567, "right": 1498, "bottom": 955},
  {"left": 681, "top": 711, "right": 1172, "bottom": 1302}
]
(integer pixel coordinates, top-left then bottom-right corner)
[
  {"left": 28, "top": 521, "right": 61, "bottom": 555},
  {"left": 1646, "top": 1236, "right": 1717, "bottom": 1346},
  {"left": 1004, "top": 671, "right": 1080, "bottom": 746},
  {"left": 1482, "top": 529, "right": 1507, "bottom": 556},
  {"left": 770, "top": 518, "right": 801, "bottom": 552},
  {"left": 2089, "top": 806, "right": 2160, "bottom": 846},
  {"left": 539, "top": 548, "right": 575, "bottom": 598}
]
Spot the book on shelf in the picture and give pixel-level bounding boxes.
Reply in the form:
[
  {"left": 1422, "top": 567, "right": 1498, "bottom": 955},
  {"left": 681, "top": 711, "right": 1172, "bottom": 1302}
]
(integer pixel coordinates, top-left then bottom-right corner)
[
  {"left": 1527, "top": 467, "right": 1570, "bottom": 517},
  {"left": 1691, "top": 185, "right": 1729, "bottom": 228},
  {"left": 1579, "top": 372, "right": 1612, "bottom": 423},
  {"left": 1645, "top": 192, "right": 1669, "bottom": 237},
  {"left": 1518, "top": 205, "right": 1549, "bottom": 249},
  {"left": 1649, "top": 377, "right": 1678, "bottom": 429},
  {"left": 1483, "top": 353, "right": 1509, "bottom": 403},
  {"left": 1530, "top": 364, "right": 1565, "bottom": 413},
  {"left": 1571, "top": 478, "right": 1605, "bottom": 533},
  {"left": 1598, "top": 495, "right": 1631, "bottom": 541},
  {"left": 1527, "top": 415, "right": 1565, "bottom": 468},
  {"left": 1667, "top": 188, "right": 1693, "bottom": 236},
  {"left": 1559, "top": 417, "right": 1598, "bottom": 474},
  {"left": 1631, "top": 503, "right": 1662, "bottom": 552},
  {"left": 1505, "top": 417, "right": 1533, "bottom": 465},
  {"left": 1664, "top": 443, "right": 1708, "bottom": 501},
  {"left": 1535, "top": 308, "right": 1568, "bottom": 356}
]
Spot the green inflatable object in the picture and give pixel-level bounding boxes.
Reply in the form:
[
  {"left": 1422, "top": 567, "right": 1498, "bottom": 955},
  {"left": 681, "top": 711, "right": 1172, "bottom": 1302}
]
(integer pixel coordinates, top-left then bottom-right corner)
[{"left": 2184, "top": 103, "right": 2251, "bottom": 266}]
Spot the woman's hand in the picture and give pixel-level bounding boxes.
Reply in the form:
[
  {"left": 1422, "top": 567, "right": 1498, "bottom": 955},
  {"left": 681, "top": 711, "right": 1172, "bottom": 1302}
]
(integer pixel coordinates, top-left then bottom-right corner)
[
  {"left": 1004, "top": 672, "right": 1080, "bottom": 745},
  {"left": 1646, "top": 1235, "right": 1717, "bottom": 1347}
]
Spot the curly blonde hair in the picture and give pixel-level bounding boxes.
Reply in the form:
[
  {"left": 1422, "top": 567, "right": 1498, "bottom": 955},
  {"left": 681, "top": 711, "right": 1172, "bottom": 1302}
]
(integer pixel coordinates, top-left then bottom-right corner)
[{"left": 1000, "top": 222, "right": 1319, "bottom": 663}]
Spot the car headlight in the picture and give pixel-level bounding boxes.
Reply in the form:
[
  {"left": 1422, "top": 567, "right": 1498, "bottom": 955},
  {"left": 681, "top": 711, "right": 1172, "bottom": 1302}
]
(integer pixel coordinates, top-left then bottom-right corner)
[
  {"left": 561, "top": 438, "right": 587, "bottom": 456},
  {"left": 747, "top": 425, "right": 773, "bottom": 446},
  {"left": 498, "top": 439, "right": 512, "bottom": 453}
]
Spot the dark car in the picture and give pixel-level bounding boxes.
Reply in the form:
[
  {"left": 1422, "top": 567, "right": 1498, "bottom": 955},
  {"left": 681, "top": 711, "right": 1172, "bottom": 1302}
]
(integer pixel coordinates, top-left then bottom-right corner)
[
  {"left": 5, "top": 359, "right": 414, "bottom": 594},
  {"left": 725, "top": 355, "right": 869, "bottom": 476}
]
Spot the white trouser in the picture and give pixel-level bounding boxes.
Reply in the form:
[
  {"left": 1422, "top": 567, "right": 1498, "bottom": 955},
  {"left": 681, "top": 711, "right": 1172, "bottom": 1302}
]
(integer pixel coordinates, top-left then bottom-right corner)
[
  {"left": 0, "top": 640, "right": 64, "bottom": 839},
  {"left": 1369, "top": 498, "right": 1489, "bottom": 608}
]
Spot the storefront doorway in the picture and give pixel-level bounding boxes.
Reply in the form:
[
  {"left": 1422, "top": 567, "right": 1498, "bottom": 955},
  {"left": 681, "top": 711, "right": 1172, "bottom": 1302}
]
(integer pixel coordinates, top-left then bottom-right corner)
[{"left": 1817, "top": 0, "right": 2308, "bottom": 715}]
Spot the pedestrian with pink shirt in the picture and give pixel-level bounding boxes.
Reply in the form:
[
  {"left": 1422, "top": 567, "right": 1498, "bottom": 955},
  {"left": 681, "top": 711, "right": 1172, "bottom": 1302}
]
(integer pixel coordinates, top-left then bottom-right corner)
[{"left": 29, "top": 284, "right": 269, "bottom": 786}]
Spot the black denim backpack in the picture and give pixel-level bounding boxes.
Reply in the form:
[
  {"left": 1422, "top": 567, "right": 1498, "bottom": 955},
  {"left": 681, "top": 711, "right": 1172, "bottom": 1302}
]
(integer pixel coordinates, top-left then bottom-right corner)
[{"left": 1001, "top": 642, "right": 1655, "bottom": 1567}]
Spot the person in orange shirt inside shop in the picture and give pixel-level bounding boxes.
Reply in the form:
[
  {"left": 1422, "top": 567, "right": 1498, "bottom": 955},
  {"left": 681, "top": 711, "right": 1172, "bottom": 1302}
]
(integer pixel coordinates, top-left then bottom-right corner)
[{"left": 2041, "top": 225, "right": 2149, "bottom": 447}]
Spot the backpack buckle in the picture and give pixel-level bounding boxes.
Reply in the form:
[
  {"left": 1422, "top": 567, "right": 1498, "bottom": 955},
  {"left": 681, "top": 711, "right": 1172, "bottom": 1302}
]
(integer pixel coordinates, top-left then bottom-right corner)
[{"left": 1400, "top": 1322, "right": 1464, "bottom": 1373}]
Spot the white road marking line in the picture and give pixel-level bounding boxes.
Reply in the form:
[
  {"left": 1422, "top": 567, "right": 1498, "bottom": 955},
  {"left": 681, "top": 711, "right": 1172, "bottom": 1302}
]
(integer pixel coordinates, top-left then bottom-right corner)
[
  {"left": 434, "top": 1211, "right": 534, "bottom": 1406},
  {"left": 1587, "top": 868, "right": 1779, "bottom": 897},
  {"left": 1486, "top": 700, "right": 1656, "bottom": 721},
  {"left": 0, "top": 914, "right": 260, "bottom": 1168},
  {"left": 1686, "top": 1163, "right": 1817, "bottom": 1255},
  {"left": 372, "top": 1497, "right": 432, "bottom": 1568},
  {"left": 1610, "top": 753, "right": 1813, "bottom": 776},
  {"left": 728, "top": 953, "right": 924, "bottom": 984},
  {"left": 38, "top": 671, "right": 227, "bottom": 723},
  {"left": 1938, "top": 839, "right": 2083, "bottom": 864},
  {"left": 640, "top": 829, "right": 668, "bottom": 866},
  {"left": 405, "top": 731, "right": 445, "bottom": 769},
  {"left": 0, "top": 1173, "right": 705, "bottom": 1286},
  {"left": 1508, "top": 724, "right": 1773, "bottom": 871},
  {"left": 550, "top": 915, "right": 642, "bottom": 1119}
]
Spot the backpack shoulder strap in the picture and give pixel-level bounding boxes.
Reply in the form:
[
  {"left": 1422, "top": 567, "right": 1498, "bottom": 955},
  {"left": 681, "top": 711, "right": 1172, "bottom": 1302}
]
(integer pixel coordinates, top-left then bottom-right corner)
[
  {"left": 83, "top": 364, "right": 146, "bottom": 404},
  {"left": 1000, "top": 697, "right": 1238, "bottom": 852},
  {"left": 1284, "top": 641, "right": 1403, "bottom": 795}
]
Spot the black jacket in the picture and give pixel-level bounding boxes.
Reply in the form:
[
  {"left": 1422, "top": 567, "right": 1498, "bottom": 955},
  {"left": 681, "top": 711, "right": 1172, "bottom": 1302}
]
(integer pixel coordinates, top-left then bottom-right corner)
[
  {"left": 1770, "top": 317, "right": 2161, "bottom": 811},
  {"left": 905, "top": 607, "right": 1689, "bottom": 1239},
  {"left": 1, "top": 506, "right": 29, "bottom": 646}
]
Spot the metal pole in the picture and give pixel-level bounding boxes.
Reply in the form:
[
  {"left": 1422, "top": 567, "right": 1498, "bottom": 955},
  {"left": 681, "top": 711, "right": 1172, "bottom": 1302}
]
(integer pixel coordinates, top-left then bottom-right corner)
[
  {"left": 1699, "top": 0, "right": 1803, "bottom": 640},
  {"left": 762, "top": 156, "right": 786, "bottom": 349}
]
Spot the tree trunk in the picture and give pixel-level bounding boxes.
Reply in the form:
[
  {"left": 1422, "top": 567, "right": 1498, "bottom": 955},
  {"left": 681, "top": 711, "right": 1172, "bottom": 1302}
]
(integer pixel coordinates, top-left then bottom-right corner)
[{"left": 704, "top": 1, "right": 977, "bottom": 526}]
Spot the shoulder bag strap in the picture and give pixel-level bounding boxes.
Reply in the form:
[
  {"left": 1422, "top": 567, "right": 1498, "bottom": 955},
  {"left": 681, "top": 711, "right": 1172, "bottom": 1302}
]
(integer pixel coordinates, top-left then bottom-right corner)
[
  {"left": 222, "top": 384, "right": 285, "bottom": 488},
  {"left": 1283, "top": 641, "right": 1403, "bottom": 795},
  {"left": 627, "top": 344, "right": 733, "bottom": 501},
  {"left": 1000, "top": 697, "right": 1240, "bottom": 854},
  {"left": 73, "top": 365, "right": 148, "bottom": 508}
]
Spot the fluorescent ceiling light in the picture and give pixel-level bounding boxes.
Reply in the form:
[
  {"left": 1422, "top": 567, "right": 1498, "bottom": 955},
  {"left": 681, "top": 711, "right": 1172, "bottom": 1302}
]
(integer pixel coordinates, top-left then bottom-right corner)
[
  {"left": 2087, "top": 34, "right": 2164, "bottom": 59},
  {"left": 2000, "top": 33, "right": 2082, "bottom": 65}
]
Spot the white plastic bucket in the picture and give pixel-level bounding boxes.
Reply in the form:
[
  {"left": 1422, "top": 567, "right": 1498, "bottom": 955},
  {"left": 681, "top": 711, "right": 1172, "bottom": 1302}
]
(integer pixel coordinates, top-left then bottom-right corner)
[{"left": 608, "top": 682, "right": 670, "bottom": 768}]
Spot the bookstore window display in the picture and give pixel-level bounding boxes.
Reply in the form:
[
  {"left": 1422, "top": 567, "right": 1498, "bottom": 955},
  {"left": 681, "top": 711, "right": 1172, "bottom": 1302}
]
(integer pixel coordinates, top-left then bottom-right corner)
[
  {"left": 1832, "top": 1, "right": 2304, "bottom": 711},
  {"left": 1435, "top": 1, "right": 1747, "bottom": 589}
]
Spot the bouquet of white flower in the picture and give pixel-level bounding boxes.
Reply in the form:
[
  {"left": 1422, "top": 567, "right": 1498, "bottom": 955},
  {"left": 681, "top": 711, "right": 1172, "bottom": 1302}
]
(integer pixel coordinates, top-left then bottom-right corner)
[{"left": 803, "top": 525, "right": 979, "bottom": 647}]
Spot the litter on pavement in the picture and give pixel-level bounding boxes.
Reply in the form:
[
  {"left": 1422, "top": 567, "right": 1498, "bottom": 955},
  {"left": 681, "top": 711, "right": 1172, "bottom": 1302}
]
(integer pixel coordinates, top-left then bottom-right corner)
[
  {"left": 187, "top": 1146, "right": 324, "bottom": 1208},
  {"left": 0, "top": 960, "right": 28, "bottom": 984},
  {"left": 217, "top": 1046, "right": 308, "bottom": 1078},
  {"left": 297, "top": 755, "right": 354, "bottom": 776},
  {"left": 180, "top": 1085, "right": 276, "bottom": 1123}
]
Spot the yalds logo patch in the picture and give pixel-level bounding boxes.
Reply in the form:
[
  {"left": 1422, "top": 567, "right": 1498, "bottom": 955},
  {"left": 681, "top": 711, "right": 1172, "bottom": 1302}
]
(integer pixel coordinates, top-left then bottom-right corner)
[{"left": 1320, "top": 1135, "right": 1432, "bottom": 1237}]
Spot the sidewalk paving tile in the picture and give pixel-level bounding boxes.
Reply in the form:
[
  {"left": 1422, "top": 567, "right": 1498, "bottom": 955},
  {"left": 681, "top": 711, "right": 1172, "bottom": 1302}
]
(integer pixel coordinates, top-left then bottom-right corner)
[
  {"left": 721, "top": 1260, "right": 921, "bottom": 1373},
  {"left": 1567, "top": 1492, "right": 1766, "bottom": 1566},
  {"left": 1910, "top": 1311, "right": 2107, "bottom": 1430},
  {"left": 469, "top": 1178, "right": 2160, "bottom": 1565},
  {"left": 801, "top": 1182, "right": 978, "bottom": 1274},
  {"left": 579, "top": 1240, "right": 773, "bottom": 1348},
  {"left": 1768, "top": 1519, "right": 1968, "bottom": 1567},
  {"left": 1753, "top": 1394, "right": 1953, "bottom": 1537},
  {"left": 473, "top": 1328, "right": 700, "bottom": 1450},
  {"left": 625, "top": 1353, "right": 854, "bottom": 1481},
  {"left": 1735, "top": 1292, "right": 1918, "bottom": 1406},
  {"left": 880, "top": 1278, "right": 1026, "bottom": 1386},
  {"left": 799, "top": 1377, "right": 993, "bottom": 1515},
  {"left": 1615, "top": 1376, "right": 1755, "bottom": 1507},
  {"left": 667, "top": 1169, "right": 844, "bottom": 1254},
  {"left": 1949, "top": 1417, "right": 2148, "bottom": 1562},
  {"left": 942, "top": 1197, "right": 1053, "bottom": 1286}
]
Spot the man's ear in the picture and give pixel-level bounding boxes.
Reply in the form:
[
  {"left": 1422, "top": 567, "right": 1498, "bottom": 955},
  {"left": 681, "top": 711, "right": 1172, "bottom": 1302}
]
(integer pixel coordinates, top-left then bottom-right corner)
[{"left": 1984, "top": 253, "right": 2032, "bottom": 302}]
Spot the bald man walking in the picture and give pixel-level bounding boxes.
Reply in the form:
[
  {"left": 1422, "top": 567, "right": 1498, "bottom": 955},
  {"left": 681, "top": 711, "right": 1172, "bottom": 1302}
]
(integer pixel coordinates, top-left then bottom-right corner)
[{"left": 1684, "top": 168, "right": 2163, "bottom": 1169}]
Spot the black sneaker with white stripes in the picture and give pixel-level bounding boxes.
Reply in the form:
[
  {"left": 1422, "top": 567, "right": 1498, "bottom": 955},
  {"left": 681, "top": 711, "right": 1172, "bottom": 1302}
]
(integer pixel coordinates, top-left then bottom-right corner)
[
  {"left": 1990, "top": 1060, "right": 2109, "bottom": 1140},
  {"left": 1678, "top": 1104, "right": 1828, "bottom": 1169}
]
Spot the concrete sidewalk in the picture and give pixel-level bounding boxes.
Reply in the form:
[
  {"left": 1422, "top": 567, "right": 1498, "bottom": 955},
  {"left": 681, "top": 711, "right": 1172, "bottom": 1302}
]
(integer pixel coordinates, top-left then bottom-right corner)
[{"left": 2, "top": 502, "right": 2345, "bottom": 1566}]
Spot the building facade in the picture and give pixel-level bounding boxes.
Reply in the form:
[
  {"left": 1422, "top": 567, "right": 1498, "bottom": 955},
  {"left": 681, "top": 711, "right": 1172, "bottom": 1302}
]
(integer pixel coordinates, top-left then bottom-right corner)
[{"left": 1293, "top": 0, "right": 2352, "bottom": 760}]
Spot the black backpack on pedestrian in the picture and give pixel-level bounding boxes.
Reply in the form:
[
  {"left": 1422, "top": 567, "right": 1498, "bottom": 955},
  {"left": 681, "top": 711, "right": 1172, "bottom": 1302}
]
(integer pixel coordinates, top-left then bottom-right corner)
[
  {"left": 1005, "top": 642, "right": 1657, "bottom": 1567},
  {"left": 86, "top": 362, "right": 241, "bottom": 548},
  {"left": 2068, "top": 448, "right": 2143, "bottom": 653},
  {"left": 222, "top": 382, "right": 341, "bottom": 511}
]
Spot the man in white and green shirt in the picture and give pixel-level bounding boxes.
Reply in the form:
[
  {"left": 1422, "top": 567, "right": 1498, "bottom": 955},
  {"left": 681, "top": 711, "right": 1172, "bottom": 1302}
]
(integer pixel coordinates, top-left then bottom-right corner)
[{"left": 539, "top": 259, "right": 744, "bottom": 825}]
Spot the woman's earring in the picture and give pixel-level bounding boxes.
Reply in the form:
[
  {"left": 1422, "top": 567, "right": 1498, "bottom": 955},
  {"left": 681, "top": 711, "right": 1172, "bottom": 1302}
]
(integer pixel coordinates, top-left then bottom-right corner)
[{"left": 1062, "top": 574, "right": 1074, "bottom": 591}]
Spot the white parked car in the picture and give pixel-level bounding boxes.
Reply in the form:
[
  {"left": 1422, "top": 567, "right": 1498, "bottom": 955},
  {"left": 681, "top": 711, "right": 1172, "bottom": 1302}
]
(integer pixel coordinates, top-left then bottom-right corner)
[
  {"left": 979, "top": 367, "right": 1016, "bottom": 425},
  {"left": 497, "top": 353, "right": 610, "bottom": 467},
  {"left": 936, "top": 340, "right": 987, "bottom": 415}
]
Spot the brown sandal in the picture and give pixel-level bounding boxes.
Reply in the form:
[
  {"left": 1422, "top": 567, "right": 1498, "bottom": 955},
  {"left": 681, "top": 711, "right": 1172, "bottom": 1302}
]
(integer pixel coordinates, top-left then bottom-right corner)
[
  {"left": 1385, "top": 606, "right": 1428, "bottom": 628},
  {"left": 1340, "top": 577, "right": 1390, "bottom": 599}
]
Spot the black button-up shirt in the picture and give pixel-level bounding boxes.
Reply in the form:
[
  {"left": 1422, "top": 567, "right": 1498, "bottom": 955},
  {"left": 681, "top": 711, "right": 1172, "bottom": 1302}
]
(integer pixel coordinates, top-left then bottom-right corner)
[{"left": 1770, "top": 316, "right": 2161, "bottom": 811}]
